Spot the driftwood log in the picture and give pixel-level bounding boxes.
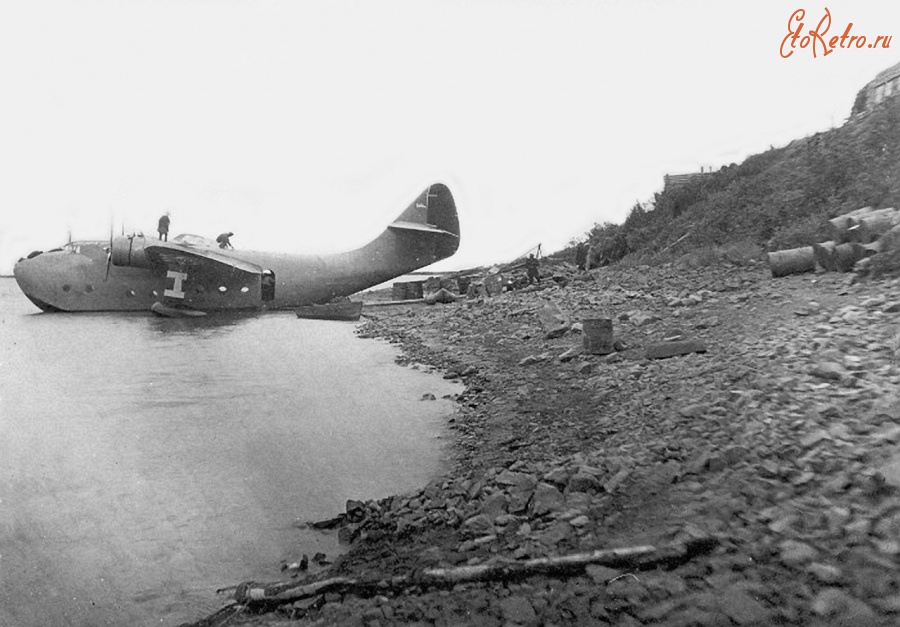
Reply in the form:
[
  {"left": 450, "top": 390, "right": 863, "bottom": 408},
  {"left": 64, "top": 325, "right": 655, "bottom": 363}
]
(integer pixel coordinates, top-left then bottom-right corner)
[
  {"left": 423, "top": 288, "right": 458, "bottom": 305},
  {"left": 644, "top": 339, "right": 707, "bottom": 360},
  {"left": 661, "top": 230, "right": 692, "bottom": 254},
  {"left": 767, "top": 246, "right": 816, "bottom": 277},
  {"left": 228, "top": 538, "right": 718, "bottom": 606}
]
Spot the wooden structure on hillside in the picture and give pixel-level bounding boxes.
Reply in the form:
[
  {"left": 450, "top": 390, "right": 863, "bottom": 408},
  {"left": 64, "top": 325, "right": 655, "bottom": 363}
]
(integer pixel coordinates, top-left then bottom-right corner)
[
  {"left": 853, "top": 61, "right": 900, "bottom": 116},
  {"left": 663, "top": 167, "right": 715, "bottom": 192}
]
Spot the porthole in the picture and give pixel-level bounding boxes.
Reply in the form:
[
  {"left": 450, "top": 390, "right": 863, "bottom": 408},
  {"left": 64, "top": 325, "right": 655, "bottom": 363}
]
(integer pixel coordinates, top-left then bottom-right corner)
[
  {"left": 152, "top": 290, "right": 159, "bottom": 297},
  {"left": 85, "top": 284, "right": 94, "bottom": 293},
  {"left": 62, "top": 284, "right": 71, "bottom": 292},
  {"left": 218, "top": 286, "right": 227, "bottom": 292},
  {"left": 240, "top": 286, "right": 249, "bottom": 293},
  {"left": 196, "top": 285, "right": 205, "bottom": 293},
  {"left": 126, "top": 289, "right": 136, "bottom": 297}
]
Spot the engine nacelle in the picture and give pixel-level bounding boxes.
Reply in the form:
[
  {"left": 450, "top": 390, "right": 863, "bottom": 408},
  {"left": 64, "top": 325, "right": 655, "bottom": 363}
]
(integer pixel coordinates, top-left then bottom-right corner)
[{"left": 110, "top": 235, "right": 152, "bottom": 268}]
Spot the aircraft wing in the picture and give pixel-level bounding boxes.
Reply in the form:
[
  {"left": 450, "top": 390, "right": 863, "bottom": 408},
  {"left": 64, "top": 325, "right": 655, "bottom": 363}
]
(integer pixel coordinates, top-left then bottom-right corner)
[{"left": 143, "top": 243, "right": 264, "bottom": 276}]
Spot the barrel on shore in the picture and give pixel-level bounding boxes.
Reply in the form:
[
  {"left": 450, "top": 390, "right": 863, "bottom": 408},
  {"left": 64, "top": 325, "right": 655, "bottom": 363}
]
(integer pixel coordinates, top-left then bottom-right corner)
[
  {"left": 583, "top": 318, "right": 614, "bottom": 355},
  {"left": 829, "top": 206, "right": 873, "bottom": 243},
  {"left": 392, "top": 282, "right": 409, "bottom": 300},
  {"left": 812, "top": 241, "right": 837, "bottom": 272},
  {"left": 767, "top": 246, "right": 816, "bottom": 278},
  {"left": 392, "top": 281, "right": 425, "bottom": 300},
  {"left": 831, "top": 242, "right": 867, "bottom": 272},
  {"left": 406, "top": 281, "right": 424, "bottom": 299},
  {"left": 856, "top": 211, "right": 900, "bottom": 244}
]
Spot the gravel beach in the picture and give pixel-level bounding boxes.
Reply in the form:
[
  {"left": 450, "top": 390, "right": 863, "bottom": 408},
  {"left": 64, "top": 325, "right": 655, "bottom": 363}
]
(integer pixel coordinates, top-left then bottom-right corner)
[{"left": 193, "top": 258, "right": 900, "bottom": 627}]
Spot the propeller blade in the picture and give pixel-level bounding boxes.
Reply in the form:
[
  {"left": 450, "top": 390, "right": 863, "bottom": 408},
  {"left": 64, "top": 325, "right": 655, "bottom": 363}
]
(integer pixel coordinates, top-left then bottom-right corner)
[{"left": 104, "top": 225, "right": 113, "bottom": 281}]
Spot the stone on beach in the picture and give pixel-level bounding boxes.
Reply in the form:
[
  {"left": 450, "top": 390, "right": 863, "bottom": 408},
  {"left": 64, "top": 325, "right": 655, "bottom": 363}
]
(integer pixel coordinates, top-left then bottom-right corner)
[{"left": 211, "top": 262, "right": 900, "bottom": 627}]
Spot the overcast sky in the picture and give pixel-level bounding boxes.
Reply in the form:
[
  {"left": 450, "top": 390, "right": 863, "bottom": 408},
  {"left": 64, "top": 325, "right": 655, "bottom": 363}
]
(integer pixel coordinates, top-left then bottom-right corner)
[{"left": 1, "top": 0, "right": 898, "bottom": 275}]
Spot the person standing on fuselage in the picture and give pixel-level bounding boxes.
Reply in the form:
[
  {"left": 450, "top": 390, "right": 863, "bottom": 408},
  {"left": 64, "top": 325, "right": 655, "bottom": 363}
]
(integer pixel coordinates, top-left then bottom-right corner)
[{"left": 157, "top": 213, "right": 170, "bottom": 241}]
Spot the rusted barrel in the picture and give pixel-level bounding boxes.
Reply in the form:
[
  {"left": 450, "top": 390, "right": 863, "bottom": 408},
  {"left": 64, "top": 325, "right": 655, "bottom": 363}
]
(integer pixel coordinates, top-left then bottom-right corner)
[
  {"left": 813, "top": 241, "right": 837, "bottom": 271},
  {"left": 767, "top": 246, "right": 816, "bottom": 277},
  {"left": 583, "top": 318, "right": 614, "bottom": 354},
  {"left": 406, "top": 281, "right": 424, "bottom": 299},
  {"left": 484, "top": 274, "right": 505, "bottom": 296},
  {"left": 857, "top": 211, "right": 900, "bottom": 244},
  {"left": 392, "top": 282, "right": 408, "bottom": 300},
  {"left": 832, "top": 242, "right": 866, "bottom": 272}
]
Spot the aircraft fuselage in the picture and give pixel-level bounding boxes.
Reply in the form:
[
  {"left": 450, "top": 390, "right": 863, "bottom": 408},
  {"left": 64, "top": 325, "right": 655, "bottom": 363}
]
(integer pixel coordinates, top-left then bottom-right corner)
[{"left": 13, "top": 184, "right": 460, "bottom": 313}]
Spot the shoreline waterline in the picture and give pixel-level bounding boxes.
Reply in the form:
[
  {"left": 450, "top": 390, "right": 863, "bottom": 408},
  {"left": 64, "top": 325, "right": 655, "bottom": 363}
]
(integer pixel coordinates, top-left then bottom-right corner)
[{"left": 0, "top": 278, "right": 463, "bottom": 627}]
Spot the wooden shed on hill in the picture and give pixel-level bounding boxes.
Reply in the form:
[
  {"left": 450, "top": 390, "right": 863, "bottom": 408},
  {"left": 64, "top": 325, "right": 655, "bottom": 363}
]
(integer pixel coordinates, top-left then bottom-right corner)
[
  {"left": 662, "top": 167, "right": 715, "bottom": 192},
  {"left": 853, "top": 60, "right": 900, "bottom": 116}
]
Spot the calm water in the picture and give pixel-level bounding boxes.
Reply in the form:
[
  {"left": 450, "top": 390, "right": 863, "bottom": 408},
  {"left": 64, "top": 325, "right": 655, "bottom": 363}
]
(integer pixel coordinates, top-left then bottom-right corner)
[{"left": 0, "top": 278, "right": 460, "bottom": 627}]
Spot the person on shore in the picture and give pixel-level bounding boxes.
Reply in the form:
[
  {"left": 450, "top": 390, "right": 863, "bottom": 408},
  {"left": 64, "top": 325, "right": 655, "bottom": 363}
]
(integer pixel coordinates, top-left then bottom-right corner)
[
  {"left": 261, "top": 269, "right": 275, "bottom": 302},
  {"left": 217, "top": 232, "right": 234, "bottom": 249},
  {"left": 574, "top": 242, "right": 587, "bottom": 271},
  {"left": 585, "top": 244, "right": 596, "bottom": 271},
  {"left": 525, "top": 254, "right": 540, "bottom": 285},
  {"left": 157, "top": 213, "right": 170, "bottom": 241}
]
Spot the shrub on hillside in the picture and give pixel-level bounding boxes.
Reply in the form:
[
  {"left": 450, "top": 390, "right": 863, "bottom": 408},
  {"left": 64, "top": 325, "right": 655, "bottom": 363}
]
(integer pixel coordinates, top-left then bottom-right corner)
[
  {"left": 584, "top": 221, "right": 628, "bottom": 267},
  {"left": 565, "top": 96, "right": 900, "bottom": 268},
  {"left": 677, "top": 242, "right": 763, "bottom": 269},
  {"left": 767, "top": 214, "right": 834, "bottom": 251}
]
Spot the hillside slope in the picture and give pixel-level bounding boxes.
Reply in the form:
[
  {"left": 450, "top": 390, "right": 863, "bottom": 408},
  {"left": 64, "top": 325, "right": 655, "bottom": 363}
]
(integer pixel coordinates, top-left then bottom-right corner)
[{"left": 576, "top": 96, "right": 900, "bottom": 267}]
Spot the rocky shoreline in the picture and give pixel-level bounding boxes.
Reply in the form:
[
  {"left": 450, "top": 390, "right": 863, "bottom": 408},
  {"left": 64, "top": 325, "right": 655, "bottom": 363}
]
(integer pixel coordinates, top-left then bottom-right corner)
[{"left": 195, "top": 259, "right": 900, "bottom": 627}]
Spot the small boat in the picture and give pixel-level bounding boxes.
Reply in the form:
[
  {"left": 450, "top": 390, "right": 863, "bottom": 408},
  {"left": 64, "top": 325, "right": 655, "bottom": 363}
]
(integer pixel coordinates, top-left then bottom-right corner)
[
  {"left": 295, "top": 301, "right": 363, "bottom": 321},
  {"left": 150, "top": 301, "right": 207, "bottom": 318}
]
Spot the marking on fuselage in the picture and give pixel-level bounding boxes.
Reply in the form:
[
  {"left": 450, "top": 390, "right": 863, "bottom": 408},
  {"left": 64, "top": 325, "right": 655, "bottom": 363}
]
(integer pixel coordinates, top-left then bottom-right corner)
[{"left": 164, "top": 271, "right": 188, "bottom": 299}]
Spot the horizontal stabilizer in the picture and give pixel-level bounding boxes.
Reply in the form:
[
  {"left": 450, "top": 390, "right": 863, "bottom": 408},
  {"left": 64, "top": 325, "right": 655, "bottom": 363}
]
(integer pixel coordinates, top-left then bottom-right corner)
[{"left": 388, "top": 220, "right": 459, "bottom": 237}]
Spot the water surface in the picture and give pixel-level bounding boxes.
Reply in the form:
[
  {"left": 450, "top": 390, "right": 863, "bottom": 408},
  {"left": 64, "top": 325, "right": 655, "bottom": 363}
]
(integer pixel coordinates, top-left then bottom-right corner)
[{"left": 0, "top": 278, "right": 460, "bottom": 626}]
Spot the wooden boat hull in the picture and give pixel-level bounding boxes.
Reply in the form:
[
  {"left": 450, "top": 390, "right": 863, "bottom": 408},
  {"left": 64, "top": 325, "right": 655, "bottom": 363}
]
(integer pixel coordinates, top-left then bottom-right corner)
[{"left": 295, "top": 301, "right": 363, "bottom": 321}]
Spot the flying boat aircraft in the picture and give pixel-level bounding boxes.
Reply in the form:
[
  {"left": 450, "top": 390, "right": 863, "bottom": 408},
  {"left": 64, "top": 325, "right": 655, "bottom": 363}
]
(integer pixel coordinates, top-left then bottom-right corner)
[{"left": 13, "top": 183, "right": 459, "bottom": 315}]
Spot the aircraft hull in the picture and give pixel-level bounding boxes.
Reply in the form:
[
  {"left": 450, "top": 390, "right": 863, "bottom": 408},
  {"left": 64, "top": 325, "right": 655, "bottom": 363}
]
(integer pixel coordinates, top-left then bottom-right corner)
[
  {"left": 13, "top": 184, "right": 460, "bottom": 313},
  {"left": 13, "top": 242, "right": 166, "bottom": 312}
]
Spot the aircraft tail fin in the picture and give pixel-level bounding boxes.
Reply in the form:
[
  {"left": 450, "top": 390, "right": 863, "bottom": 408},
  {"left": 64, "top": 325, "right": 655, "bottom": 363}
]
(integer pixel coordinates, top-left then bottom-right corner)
[
  {"left": 386, "top": 183, "right": 460, "bottom": 260},
  {"left": 336, "top": 183, "right": 459, "bottom": 294}
]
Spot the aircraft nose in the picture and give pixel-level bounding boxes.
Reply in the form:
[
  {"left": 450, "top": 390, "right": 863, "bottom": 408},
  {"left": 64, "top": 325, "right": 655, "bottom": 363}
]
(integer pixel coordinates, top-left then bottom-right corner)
[
  {"left": 13, "top": 253, "right": 53, "bottom": 308},
  {"left": 13, "top": 256, "right": 39, "bottom": 293}
]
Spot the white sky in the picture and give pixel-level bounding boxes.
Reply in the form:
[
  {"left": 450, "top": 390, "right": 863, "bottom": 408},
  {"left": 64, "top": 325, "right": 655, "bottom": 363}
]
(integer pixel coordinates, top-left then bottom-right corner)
[{"left": 1, "top": 0, "right": 898, "bottom": 275}]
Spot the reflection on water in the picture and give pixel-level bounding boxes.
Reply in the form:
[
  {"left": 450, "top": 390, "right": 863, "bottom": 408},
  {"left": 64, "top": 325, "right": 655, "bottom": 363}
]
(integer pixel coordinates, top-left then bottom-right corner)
[
  {"left": 145, "top": 309, "right": 263, "bottom": 336},
  {"left": 0, "top": 280, "right": 460, "bottom": 627}
]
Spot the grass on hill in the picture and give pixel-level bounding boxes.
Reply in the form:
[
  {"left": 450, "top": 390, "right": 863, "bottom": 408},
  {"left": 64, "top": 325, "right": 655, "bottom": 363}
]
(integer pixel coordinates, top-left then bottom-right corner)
[{"left": 555, "top": 96, "right": 900, "bottom": 272}]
